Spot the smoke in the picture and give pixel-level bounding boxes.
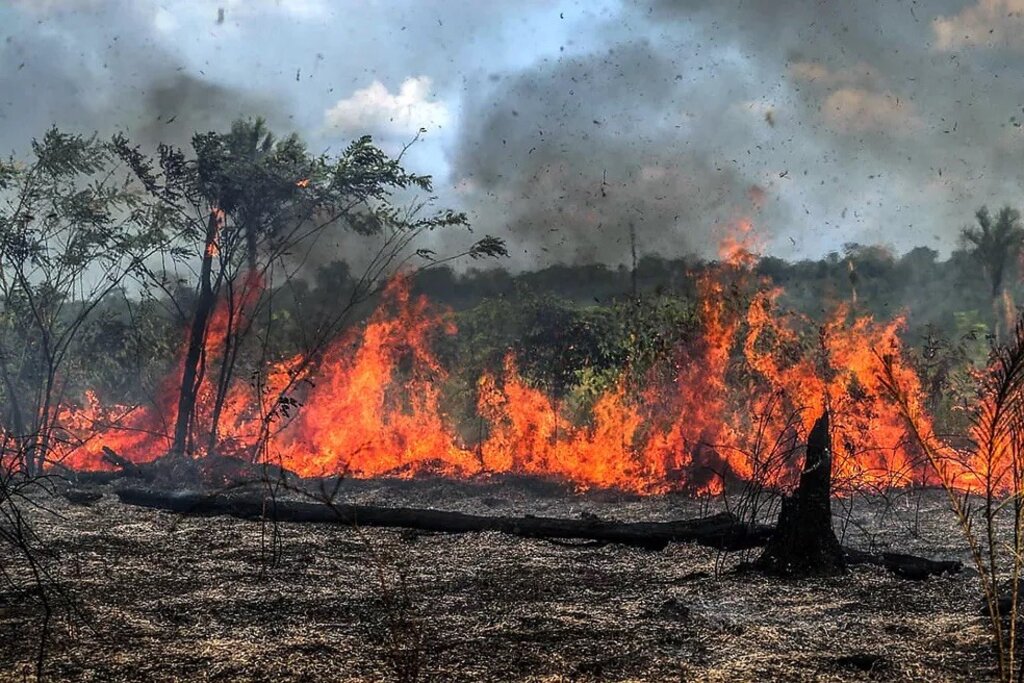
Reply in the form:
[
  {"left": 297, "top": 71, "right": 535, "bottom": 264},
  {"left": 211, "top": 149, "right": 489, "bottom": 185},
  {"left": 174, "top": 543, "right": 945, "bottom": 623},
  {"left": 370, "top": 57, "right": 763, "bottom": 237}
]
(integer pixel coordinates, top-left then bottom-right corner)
[
  {"left": 0, "top": 2, "right": 284, "bottom": 155},
  {"left": 450, "top": 0, "right": 1024, "bottom": 264},
  {"left": 128, "top": 73, "right": 285, "bottom": 149},
  {"left": 451, "top": 41, "right": 777, "bottom": 267},
  {"left": 7, "top": 0, "right": 1024, "bottom": 267},
  {"left": 657, "top": 0, "right": 1024, "bottom": 255}
]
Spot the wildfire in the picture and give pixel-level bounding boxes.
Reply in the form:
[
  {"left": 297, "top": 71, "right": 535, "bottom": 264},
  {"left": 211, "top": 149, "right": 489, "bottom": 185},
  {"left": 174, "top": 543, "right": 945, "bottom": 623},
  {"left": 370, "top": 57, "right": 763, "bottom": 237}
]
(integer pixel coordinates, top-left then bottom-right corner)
[
  {"left": 51, "top": 221, "right": 947, "bottom": 495},
  {"left": 204, "top": 208, "right": 225, "bottom": 258}
]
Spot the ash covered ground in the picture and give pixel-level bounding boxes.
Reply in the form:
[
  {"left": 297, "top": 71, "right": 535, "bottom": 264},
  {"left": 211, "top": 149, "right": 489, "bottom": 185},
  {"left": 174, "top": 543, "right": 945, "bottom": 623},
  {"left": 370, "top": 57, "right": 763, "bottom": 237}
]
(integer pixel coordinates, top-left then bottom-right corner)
[{"left": 0, "top": 478, "right": 994, "bottom": 681}]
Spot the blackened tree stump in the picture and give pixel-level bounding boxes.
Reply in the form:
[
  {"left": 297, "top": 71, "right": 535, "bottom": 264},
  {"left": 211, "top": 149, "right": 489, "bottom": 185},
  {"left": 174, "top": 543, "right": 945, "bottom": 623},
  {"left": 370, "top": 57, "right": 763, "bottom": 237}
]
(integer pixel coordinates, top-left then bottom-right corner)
[{"left": 756, "top": 409, "right": 847, "bottom": 576}]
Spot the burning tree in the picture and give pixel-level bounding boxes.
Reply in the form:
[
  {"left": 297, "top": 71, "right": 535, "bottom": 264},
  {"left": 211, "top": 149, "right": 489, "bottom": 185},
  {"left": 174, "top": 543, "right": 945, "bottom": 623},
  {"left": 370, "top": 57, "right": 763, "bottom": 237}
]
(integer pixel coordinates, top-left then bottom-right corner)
[{"left": 110, "top": 119, "right": 505, "bottom": 463}]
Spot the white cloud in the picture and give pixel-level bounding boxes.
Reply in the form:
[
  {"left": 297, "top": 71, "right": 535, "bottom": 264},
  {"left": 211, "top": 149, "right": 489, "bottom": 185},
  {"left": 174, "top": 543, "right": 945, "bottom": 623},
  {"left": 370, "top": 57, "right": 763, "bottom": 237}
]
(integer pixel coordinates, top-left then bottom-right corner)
[
  {"left": 323, "top": 76, "right": 451, "bottom": 138},
  {"left": 153, "top": 7, "right": 179, "bottom": 34},
  {"left": 933, "top": 0, "right": 1024, "bottom": 51}
]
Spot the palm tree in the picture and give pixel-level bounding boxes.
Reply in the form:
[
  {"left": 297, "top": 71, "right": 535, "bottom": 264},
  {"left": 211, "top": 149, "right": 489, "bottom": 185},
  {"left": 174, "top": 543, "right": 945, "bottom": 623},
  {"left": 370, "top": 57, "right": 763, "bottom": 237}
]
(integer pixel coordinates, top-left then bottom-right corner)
[{"left": 961, "top": 205, "right": 1024, "bottom": 339}]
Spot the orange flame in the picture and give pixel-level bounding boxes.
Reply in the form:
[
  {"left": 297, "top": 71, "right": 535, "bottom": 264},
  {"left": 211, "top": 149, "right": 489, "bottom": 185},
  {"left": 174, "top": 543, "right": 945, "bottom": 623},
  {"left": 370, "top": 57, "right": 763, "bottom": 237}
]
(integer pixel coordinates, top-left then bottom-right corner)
[{"left": 50, "top": 221, "right": 955, "bottom": 495}]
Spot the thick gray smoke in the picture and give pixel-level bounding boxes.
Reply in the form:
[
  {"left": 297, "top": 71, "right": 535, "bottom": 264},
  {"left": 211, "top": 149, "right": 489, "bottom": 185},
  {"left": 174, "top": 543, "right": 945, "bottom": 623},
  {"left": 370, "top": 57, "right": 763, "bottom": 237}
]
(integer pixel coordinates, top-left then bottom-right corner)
[
  {"left": 450, "top": 0, "right": 1024, "bottom": 265},
  {"left": 451, "top": 41, "right": 775, "bottom": 265},
  {"left": 646, "top": 0, "right": 1024, "bottom": 249},
  {"left": 0, "top": 2, "right": 283, "bottom": 155}
]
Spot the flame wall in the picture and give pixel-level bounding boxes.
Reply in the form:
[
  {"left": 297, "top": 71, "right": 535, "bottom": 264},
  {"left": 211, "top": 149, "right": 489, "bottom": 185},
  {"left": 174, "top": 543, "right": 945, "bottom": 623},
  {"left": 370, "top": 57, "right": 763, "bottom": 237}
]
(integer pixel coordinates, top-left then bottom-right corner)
[{"left": 50, "top": 239, "right": 944, "bottom": 497}]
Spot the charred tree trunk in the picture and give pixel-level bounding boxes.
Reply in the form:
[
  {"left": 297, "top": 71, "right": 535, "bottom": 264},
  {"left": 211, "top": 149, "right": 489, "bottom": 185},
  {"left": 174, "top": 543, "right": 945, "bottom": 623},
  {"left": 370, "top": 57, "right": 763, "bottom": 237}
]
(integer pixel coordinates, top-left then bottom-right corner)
[
  {"left": 114, "top": 487, "right": 773, "bottom": 551},
  {"left": 110, "top": 484, "right": 960, "bottom": 578},
  {"left": 756, "top": 409, "right": 847, "bottom": 576},
  {"left": 205, "top": 281, "right": 238, "bottom": 456},
  {"left": 170, "top": 209, "right": 222, "bottom": 457}
]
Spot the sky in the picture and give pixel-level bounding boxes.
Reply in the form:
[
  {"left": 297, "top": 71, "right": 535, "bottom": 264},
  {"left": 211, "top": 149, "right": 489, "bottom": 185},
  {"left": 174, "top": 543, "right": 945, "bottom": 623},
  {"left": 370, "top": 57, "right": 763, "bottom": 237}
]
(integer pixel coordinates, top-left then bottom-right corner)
[{"left": 3, "top": 0, "right": 1024, "bottom": 269}]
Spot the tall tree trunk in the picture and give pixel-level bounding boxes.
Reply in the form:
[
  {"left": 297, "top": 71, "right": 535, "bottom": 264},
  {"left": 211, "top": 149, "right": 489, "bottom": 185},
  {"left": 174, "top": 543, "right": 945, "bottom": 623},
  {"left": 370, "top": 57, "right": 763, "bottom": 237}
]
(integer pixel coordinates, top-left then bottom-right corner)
[
  {"left": 756, "top": 409, "right": 846, "bottom": 576},
  {"left": 170, "top": 209, "right": 222, "bottom": 457},
  {"left": 994, "top": 286, "right": 1014, "bottom": 345},
  {"left": 0, "top": 349, "right": 27, "bottom": 467},
  {"left": 246, "top": 228, "right": 257, "bottom": 273},
  {"left": 206, "top": 284, "right": 240, "bottom": 456},
  {"left": 991, "top": 263, "right": 1007, "bottom": 343}
]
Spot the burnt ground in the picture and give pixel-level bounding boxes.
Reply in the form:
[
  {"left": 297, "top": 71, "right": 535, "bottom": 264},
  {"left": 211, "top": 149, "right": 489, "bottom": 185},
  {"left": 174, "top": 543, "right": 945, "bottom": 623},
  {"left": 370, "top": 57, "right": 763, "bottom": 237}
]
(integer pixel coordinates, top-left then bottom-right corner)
[{"left": 0, "top": 477, "right": 996, "bottom": 681}]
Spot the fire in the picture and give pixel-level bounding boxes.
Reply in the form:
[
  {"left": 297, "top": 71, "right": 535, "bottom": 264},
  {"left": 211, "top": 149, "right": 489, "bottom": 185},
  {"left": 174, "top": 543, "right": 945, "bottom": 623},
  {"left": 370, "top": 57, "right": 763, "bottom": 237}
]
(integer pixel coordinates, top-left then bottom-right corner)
[
  {"left": 272, "top": 280, "right": 477, "bottom": 478},
  {"left": 204, "top": 208, "right": 225, "bottom": 258},
  {"left": 476, "top": 358, "right": 651, "bottom": 490},
  {"left": 50, "top": 221, "right": 949, "bottom": 495}
]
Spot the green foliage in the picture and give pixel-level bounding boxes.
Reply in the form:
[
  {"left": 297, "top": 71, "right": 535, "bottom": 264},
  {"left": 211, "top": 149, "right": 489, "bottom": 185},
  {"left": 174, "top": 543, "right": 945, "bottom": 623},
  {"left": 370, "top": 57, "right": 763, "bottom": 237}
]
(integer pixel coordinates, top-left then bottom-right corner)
[
  {"left": 438, "top": 290, "right": 698, "bottom": 434},
  {"left": 71, "top": 294, "right": 179, "bottom": 402},
  {"left": 112, "top": 118, "right": 492, "bottom": 280},
  {"left": 0, "top": 127, "right": 169, "bottom": 470},
  {"left": 961, "top": 206, "right": 1024, "bottom": 295}
]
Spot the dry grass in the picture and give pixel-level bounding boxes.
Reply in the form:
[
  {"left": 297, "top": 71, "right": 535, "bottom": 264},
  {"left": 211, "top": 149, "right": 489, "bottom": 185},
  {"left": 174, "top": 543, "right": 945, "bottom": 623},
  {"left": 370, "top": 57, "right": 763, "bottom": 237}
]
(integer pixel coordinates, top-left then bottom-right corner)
[{"left": 0, "top": 478, "right": 996, "bottom": 681}]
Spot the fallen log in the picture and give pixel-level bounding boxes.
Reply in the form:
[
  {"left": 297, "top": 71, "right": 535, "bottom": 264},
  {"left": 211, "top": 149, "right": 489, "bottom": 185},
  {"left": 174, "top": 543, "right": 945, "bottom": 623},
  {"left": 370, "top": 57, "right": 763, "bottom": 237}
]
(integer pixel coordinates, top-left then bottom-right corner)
[
  {"left": 112, "top": 487, "right": 963, "bottom": 578},
  {"left": 100, "top": 449, "right": 297, "bottom": 486},
  {"left": 102, "top": 446, "right": 150, "bottom": 480},
  {"left": 51, "top": 463, "right": 120, "bottom": 485},
  {"left": 114, "top": 487, "right": 773, "bottom": 551},
  {"left": 844, "top": 548, "right": 961, "bottom": 581}
]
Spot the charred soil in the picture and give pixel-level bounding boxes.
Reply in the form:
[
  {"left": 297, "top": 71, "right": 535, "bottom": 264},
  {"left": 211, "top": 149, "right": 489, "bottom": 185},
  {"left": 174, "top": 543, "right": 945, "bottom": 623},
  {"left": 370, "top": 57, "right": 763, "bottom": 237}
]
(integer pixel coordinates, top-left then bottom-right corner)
[{"left": 0, "top": 478, "right": 994, "bottom": 681}]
